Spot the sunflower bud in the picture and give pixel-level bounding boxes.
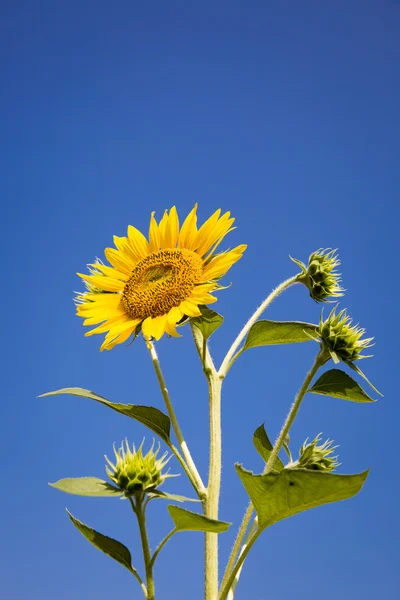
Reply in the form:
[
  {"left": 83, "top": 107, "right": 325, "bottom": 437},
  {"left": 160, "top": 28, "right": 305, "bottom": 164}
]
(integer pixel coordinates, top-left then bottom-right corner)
[
  {"left": 105, "top": 440, "right": 174, "bottom": 496},
  {"left": 318, "top": 306, "right": 374, "bottom": 364},
  {"left": 288, "top": 434, "right": 339, "bottom": 472},
  {"left": 292, "top": 249, "right": 344, "bottom": 303}
]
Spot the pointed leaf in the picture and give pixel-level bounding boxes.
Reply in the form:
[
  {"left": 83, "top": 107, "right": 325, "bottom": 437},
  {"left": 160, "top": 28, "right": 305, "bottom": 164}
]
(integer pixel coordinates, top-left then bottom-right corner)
[
  {"left": 236, "top": 464, "right": 368, "bottom": 531},
  {"left": 50, "top": 477, "right": 122, "bottom": 497},
  {"left": 253, "top": 424, "right": 284, "bottom": 471},
  {"left": 40, "top": 388, "right": 171, "bottom": 442},
  {"left": 67, "top": 510, "right": 136, "bottom": 574},
  {"left": 191, "top": 307, "right": 223, "bottom": 340},
  {"left": 309, "top": 369, "right": 375, "bottom": 403},
  {"left": 244, "top": 321, "right": 318, "bottom": 350},
  {"left": 150, "top": 490, "right": 200, "bottom": 503},
  {"left": 167, "top": 506, "right": 230, "bottom": 533}
]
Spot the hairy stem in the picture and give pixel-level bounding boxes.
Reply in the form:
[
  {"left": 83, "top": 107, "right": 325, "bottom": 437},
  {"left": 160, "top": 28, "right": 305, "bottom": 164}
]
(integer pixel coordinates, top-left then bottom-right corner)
[
  {"left": 219, "top": 348, "right": 327, "bottom": 598},
  {"left": 218, "top": 275, "right": 299, "bottom": 378},
  {"left": 205, "top": 372, "right": 222, "bottom": 600},
  {"left": 150, "top": 528, "right": 177, "bottom": 568},
  {"left": 191, "top": 324, "right": 221, "bottom": 600},
  {"left": 131, "top": 497, "right": 155, "bottom": 600},
  {"left": 146, "top": 340, "right": 206, "bottom": 499}
]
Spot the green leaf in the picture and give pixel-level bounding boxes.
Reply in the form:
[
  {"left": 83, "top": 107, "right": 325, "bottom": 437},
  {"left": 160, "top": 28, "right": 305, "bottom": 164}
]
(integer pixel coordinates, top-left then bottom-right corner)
[
  {"left": 167, "top": 506, "right": 230, "bottom": 533},
  {"left": 253, "top": 424, "right": 284, "bottom": 471},
  {"left": 236, "top": 464, "right": 368, "bottom": 531},
  {"left": 150, "top": 491, "right": 200, "bottom": 503},
  {"left": 244, "top": 320, "right": 318, "bottom": 350},
  {"left": 50, "top": 477, "right": 122, "bottom": 497},
  {"left": 191, "top": 307, "right": 224, "bottom": 340},
  {"left": 308, "top": 369, "right": 375, "bottom": 403},
  {"left": 67, "top": 510, "right": 136, "bottom": 574},
  {"left": 40, "top": 388, "right": 171, "bottom": 443}
]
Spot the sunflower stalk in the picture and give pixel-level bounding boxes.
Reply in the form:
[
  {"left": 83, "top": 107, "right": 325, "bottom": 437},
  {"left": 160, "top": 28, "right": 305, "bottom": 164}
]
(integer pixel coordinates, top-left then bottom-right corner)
[
  {"left": 205, "top": 361, "right": 222, "bottom": 600},
  {"left": 219, "top": 347, "right": 328, "bottom": 599},
  {"left": 192, "top": 323, "right": 222, "bottom": 600}
]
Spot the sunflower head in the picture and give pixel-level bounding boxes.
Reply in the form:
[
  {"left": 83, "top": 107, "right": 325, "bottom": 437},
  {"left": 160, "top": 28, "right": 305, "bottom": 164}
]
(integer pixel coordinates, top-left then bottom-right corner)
[
  {"left": 292, "top": 248, "right": 343, "bottom": 303},
  {"left": 287, "top": 434, "right": 340, "bottom": 472},
  {"left": 318, "top": 307, "right": 374, "bottom": 364},
  {"left": 105, "top": 440, "right": 175, "bottom": 497},
  {"left": 75, "top": 205, "right": 246, "bottom": 350}
]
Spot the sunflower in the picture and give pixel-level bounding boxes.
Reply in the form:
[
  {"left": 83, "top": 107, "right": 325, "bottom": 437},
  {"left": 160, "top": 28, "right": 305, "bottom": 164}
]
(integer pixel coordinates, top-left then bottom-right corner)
[{"left": 76, "top": 205, "right": 246, "bottom": 350}]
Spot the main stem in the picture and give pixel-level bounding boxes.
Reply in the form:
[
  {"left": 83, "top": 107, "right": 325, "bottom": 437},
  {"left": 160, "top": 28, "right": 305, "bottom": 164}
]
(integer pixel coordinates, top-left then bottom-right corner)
[
  {"left": 219, "top": 348, "right": 327, "bottom": 599},
  {"left": 134, "top": 498, "right": 155, "bottom": 600},
  {"left": 146, "top": 340, "right": 206, "bottom": 498},
  {"left": 191, "top": 324, "right": 222, "bottom": 600},
  {"left": 218, "top": 275, "right": 299, "bottom": 378},
  {"left": 205, "top": 372, "right": 222, "bottom": 600}
]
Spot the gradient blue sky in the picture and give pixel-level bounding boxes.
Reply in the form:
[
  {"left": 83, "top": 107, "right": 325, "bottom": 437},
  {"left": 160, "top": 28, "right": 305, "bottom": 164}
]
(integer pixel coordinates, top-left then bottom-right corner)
[{"left": 1, "top": 1, "right": 399, "bottom": 599}]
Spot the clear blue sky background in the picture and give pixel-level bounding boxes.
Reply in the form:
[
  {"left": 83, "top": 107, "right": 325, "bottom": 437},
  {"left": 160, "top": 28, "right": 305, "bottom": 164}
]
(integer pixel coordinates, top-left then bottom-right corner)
[{"left": 1, "top": 1, "right": 398, "bottom": 599}]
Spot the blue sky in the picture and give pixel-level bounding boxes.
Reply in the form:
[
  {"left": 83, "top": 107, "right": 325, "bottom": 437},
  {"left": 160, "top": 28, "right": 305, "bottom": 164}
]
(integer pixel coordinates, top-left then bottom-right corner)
[{"left": 1, "top": 1, "right": 399, "bottom": 598}]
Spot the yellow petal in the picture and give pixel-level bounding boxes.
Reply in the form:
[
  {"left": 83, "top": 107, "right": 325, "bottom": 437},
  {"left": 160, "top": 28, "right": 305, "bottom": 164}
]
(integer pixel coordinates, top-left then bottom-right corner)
[
  {"left": 158, "top": 210, "right": 169, "bottom": 249},
  {"left": 149, "top": 211, "right": 161, "bottom": 252},
  {"left": 100, "top": 320, "right": 139, "bottom": 351},
  {"left": 167, "top": 306, "right": 183, "bottom": 324},
  {"left": 128, "top": 225, "right": 150, "bottom": 260},
  {"left": 190, "top": 283, "right": 217, "bottom": 296},
  {"left": 78, "top": 273, "right": 125, "bottom": 292},
  {"left": 164, "top": 321, "right": 181, "bottom": 337},
  {"left": 88, "top": 263, "right": 128, "bottom": 281},
  {"left": 142, "top": 316, "right": 154, "bottom": 339},
  {"left": 168, "top": 206, "right": 179, "bottom": 247},
  {"left": 76, "top": 292, "right": 122, "bottom": 304},
  {"left": 178, "top": 204, "right": 198, "bottom": 249},
  {"left": 191, "top": 292, "right": 217, "bottom": 304},
  {"left": 196, "top": 212, "right": 235, "bottom": 257},
  {"left": 200, "top": 245, "right": 247, "bottom": 282},
  {"left": 104, "top": 248, "right": 135, "bottom": 275},
  {"left": 84, "top": 316, "right": 128, "bottom": 336},
  {"left": 149, "top": 314, "right": 168, "bottom": 340},
  {"left": 179, "top": 300, "right": 202, "bottom": 317}
]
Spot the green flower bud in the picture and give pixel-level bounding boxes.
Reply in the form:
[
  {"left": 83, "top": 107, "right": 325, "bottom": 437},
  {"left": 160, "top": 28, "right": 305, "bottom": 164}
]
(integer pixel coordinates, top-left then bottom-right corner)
[
  {"left": 288, "top": 434, "right": 340, "bottom": 472},
  {"left": 292, "top": 248, "right": 344, "bottom": 303},
  {"left": 318, "top": 306, "right": 374, "bottom": 364},
  {"left": 105, "top": 440, "right": 175, "bottom": 496}
]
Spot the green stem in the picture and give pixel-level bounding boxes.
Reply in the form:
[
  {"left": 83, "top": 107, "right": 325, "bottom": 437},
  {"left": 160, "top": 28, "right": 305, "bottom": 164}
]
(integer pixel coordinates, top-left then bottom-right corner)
[
  {"left": 218, "top": 275, "right": 299, "bottom": 378},
  {"left": 205, "top": 371, "right": 222, "bottom": 600},
  {"left": 191, "top": 324, "right": 221, "bottom": 600},
  {"left": 218, "top": 529, "right": 261, "bottom": 600},
  {"left": 150, "top": 528, "right": 177, "bottom": 568},
  {"left": 146, "top": 340, "right": 206, "bottom": 500},
  {"left": 131, "top": 497, "right": 155, "bottom": 600},
  {"left": 219, "top": 348, "right": 327, "bottom": 599}
]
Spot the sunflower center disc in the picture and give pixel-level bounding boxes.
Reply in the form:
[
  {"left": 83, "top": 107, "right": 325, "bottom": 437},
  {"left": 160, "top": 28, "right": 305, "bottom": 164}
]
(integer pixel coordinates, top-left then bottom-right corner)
[{"left": 122, "top": 248, "right": 203, "bottom": 319}]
